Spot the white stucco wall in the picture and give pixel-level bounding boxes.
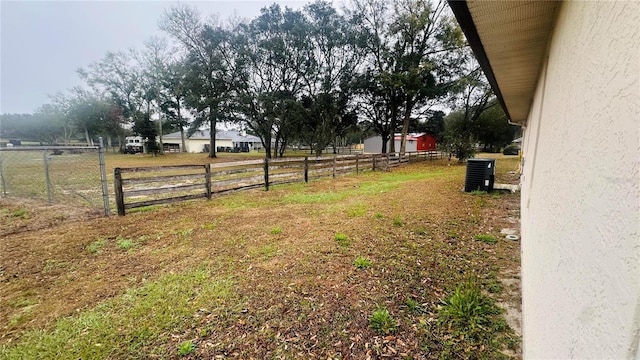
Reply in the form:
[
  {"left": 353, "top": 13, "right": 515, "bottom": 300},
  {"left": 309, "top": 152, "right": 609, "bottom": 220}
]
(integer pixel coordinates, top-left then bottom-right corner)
[{"left": 520, "top": 1, "right": 639, "bottom": 358}]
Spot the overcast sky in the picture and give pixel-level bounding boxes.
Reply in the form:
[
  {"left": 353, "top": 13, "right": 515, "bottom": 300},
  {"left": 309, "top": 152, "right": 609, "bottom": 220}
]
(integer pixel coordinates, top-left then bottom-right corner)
[{"left": 0, "top": 0, "right": 308, "bottom": 114}]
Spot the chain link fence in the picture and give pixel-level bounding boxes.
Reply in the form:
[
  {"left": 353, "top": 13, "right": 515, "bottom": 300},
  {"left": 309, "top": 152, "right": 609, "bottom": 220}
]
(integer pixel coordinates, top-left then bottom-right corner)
[{"left": 0, "top": 142, "right": 110, "bottom": 215}]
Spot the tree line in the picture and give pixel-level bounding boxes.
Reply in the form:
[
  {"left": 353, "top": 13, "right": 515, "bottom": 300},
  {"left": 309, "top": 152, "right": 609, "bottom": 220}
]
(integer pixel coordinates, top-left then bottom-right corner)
[{"left": 0, "top": 0, "right": 518, "bottom": 159}]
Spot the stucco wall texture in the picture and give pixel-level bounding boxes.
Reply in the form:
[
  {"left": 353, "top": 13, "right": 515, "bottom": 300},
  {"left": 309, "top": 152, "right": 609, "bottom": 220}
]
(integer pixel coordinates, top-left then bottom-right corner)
[{"left": 520, "top": 1, "right": 639, "bottom": 358}]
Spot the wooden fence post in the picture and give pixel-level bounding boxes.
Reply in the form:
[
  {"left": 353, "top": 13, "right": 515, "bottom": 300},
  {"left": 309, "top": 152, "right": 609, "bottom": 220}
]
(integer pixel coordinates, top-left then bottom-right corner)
[
  {"left": 304, "top": 157, "right": 309, "bottom": 183},
  {"left": 333, "top": 156, "right": 337, "bottom": 178},
  {"left": 205, "top": 164, "right": 211, "bottom": 199},
  {"left": 355, "top": 154, "right": 359, "bottom": 174},
  {"left": 264, "top": 158, "right": 269, "bottom": 191},
  {"left": 114, "top": 167, "right": 125, "bottom": 216},
  {"left": 372, "top": 154, "right": 377, "bottom": 171}
]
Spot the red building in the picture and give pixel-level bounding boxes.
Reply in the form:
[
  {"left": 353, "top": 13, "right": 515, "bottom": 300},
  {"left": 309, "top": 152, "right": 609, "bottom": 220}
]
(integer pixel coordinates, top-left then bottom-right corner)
[
  {"left": 364, "top": 133, "right": 437, "bottom": 153},
  {"left": 393, "top": 133, "right": 437, "bottom": 152}
]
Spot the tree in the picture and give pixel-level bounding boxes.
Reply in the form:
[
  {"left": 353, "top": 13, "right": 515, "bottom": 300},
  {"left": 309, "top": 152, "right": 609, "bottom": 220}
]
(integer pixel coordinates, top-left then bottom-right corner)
[
  {"left": 441, "top": 66, "right": 497, "bottom": 162},
  {"left": 158, "top": 59, "right": 191, "bottom": 152},
  {"left": 299, "top": 1, "right": 364, "bottom": 157},
  {"left": 349, "top": 0, "right": 465, "bottom": 153},
  {"left": 160, "top": 5, "right": 240, "bottom": 158},
  {"left": 473, "top": 102, "right": 517, "bottom": 152},
  {"left": 234, "top": 4, "right": 311, "bottom": 158},
  {"left": 78, "top": 50, "right": 146, "bottom": 152}
]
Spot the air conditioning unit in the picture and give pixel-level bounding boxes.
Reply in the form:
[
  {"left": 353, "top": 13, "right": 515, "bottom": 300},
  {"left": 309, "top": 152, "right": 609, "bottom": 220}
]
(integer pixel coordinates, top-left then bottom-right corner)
[{"left": 464, "top": 158, "right": 496, "bottom": 192}]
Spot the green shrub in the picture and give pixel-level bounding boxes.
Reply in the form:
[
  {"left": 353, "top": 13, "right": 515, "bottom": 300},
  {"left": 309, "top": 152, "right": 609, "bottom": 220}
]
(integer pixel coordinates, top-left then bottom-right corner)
[{"left": 369, "top": 307, "right": 397, "bottom": 335}]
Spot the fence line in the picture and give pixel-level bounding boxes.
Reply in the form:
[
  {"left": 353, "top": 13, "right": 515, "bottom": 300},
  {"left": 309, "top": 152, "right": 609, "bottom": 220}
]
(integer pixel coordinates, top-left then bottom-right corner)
[
  {"left": 0, "top": 140, "right": 110, "bottom": 215},
  {"left": 113, "top": 151, "right": 443, "bottom": 215}
]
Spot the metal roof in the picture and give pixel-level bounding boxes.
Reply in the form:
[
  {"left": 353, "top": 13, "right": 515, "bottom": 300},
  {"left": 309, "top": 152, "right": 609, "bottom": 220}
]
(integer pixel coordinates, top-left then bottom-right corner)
[{"left": 448, "top": 1, "right": 560, "bottom": 125}]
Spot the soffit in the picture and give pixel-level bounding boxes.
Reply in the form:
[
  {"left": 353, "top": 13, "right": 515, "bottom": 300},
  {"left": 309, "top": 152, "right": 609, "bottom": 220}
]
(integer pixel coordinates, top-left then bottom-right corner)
[{"left": 465, "top": 1, "right": 560, "bottom": 124}]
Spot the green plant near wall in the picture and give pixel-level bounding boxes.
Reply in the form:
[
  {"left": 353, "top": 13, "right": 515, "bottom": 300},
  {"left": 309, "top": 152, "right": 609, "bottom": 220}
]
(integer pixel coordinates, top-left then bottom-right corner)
[{"left": 438, "top": 281, "right": 503, "bottom": 341}]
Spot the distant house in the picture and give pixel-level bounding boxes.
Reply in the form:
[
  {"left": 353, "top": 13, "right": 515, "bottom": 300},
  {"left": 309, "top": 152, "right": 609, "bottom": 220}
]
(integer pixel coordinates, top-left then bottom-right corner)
[
  {"left": 363, "top": 133, "right": 437, "bottom": 154},
  {"left": 162, "top": 130, "right": 262, "bottom": 153}
]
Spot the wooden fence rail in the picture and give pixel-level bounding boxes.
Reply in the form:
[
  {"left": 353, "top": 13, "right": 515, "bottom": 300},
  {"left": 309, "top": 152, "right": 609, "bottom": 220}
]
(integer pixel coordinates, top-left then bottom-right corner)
[{"left": 114, "top": 151, "right": 442, "bottom": 215}]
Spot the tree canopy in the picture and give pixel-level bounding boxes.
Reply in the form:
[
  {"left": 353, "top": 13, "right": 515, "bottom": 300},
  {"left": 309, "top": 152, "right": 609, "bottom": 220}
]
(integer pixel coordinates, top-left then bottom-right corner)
[{"left": 1, "top": 0, "right": 516, "bottom": 159}]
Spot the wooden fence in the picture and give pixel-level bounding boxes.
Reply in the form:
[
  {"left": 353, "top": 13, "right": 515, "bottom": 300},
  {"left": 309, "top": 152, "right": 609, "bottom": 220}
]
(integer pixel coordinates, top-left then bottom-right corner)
[{"left": 113, "top": 151, "right": 443, "bottom": 215}]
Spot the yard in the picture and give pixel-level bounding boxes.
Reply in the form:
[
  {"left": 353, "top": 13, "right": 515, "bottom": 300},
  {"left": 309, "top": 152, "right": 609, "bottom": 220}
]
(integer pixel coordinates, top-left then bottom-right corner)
[{"left": 0, "top": 154, "right": 522, "bottom": 359}]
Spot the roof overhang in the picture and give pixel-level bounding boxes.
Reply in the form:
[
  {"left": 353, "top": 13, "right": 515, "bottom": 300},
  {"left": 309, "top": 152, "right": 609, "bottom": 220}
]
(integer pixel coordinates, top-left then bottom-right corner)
[{"left": 448, "top": 1, "right": 561, "bottom": 125}]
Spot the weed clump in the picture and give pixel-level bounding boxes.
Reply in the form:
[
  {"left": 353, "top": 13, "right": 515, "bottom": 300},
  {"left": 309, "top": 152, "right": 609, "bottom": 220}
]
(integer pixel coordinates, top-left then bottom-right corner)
[
  {"left": 116, "top": 236, "right": 137, "bottom": 250},
  {"left": 434, "top": 281, "right": 516, "bottom": 355},
  {"left": 87, "top": 238, "right": 107, "bottom": 254},
  {"left": 270, "top": 227, "right": 282, "bottom": 235},
  {"left": 177, "top": 340, "right": 196, "bottom": 356},
  {"left": 334, "top": 233, "right": 350, "bottom": 247},
  {"left": 353, "top": 256, "right": 372, "bottom": 269},
  {"left": 475, "top": 234, "right": 497, "bottom": 244},
  {"left": 369, "top": 307, "right": 397, "bottom": 335}
]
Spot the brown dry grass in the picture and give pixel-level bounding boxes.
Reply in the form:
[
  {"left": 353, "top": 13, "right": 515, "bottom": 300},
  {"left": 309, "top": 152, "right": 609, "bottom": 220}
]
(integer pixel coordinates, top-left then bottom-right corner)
[{"left": 0, "top": 154, "right": 522, "bottom": 359}]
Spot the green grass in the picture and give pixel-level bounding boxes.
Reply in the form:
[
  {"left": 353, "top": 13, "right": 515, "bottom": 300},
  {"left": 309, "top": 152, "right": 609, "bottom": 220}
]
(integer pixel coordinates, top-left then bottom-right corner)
[
  {"left": 116, "top": 236, "right": 137, "bottom": 250},
  {"left": 270, "top": 226, "right": 282, "bottom": 235},
  {"left": 414, "top": 226, "right": 428, "bottom": 236},
  {"left": 392, "top": 216, "right": 404, "bottom": 227},
  {"left": 405, "top": 297, "right": 421, "bottom": 313},
  {"left": 353, "top": 256, "right": 372, "bottom": 269},
  {"left": 369, "top": 307, "right": 397, "bottom": 335},
  {"left": 436, "top": 281, "right": 511, "bottom": 353},
  {"left": 128, "top": 205, "right": 161, "bottom": 214},
  {"left": 86, "top": 238, "right": 108, "bottom": 254},
  {"left": 373, "top": 212, "right": 384, "bottom": 219},
  {"left": 334, "top": 233, "right": 350, "bottom": 248},
  {"left": 250, "top": 244, "right": 278, "bottom": 260},
  {"left": 469, "top": 190, "right": 488, "bottom": 195},
  {"left": 347, "top": 204, "right": 367, "bottom": 217},
  {"left": 177, "top": 340, "right": 196, "bottom": 356},
  {"left": 475, "top": 234, "right": 497, "bottom": 244},
  {"left": 0, "top": 267, "right": 235, "bottom": 359}
]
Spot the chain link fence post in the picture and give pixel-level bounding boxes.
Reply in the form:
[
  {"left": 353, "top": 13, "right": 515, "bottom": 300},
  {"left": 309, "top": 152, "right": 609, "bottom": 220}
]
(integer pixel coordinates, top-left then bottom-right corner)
[
  {"left": 0, "top": 158, "right": 7, "bottom": 197},
  {"left": 42, "top": 151, "right": 53, "bottom": 205},
  {"left": 98, "top": 137, "right": 111, "bottom": 216}
]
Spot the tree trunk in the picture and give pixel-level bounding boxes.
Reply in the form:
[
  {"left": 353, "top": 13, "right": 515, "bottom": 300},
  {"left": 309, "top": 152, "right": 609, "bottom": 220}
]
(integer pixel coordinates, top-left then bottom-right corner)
[
  {"left": 158, "top": 116, "right": 164, "bottom": 155},
  {"left": 399, "top": 103, "right": 412, "bottom": 155},
  {"left": 178, "top": 101, "right": 187, "bottom": 152},
  {"left": 180, "top": 126, "right": 187, "bottom": 153},
  {"left": 388, "top": 107, "right": 397, "bottom": 153},
  {"left": 84, "top": 127, "right": 92, "bottom": 146},
  {"left": 381, "top": 134, "right": 388, "bottom": 153},
  {"left": 208, "top": 107, "right": 216, "bottom": 158}
]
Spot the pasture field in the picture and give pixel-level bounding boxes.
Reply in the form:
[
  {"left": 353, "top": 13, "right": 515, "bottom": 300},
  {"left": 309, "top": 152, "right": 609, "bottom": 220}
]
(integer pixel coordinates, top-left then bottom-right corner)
[{"left": 0, "top": 154, "right": 522, "bottom": 359}]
